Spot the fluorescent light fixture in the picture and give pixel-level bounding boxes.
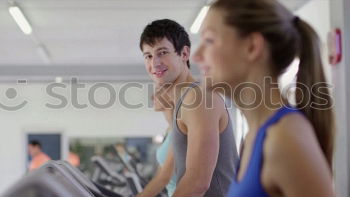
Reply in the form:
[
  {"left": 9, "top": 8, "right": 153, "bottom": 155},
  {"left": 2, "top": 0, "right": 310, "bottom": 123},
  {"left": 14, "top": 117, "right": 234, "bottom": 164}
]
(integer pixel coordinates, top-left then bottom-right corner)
[
  {"left": 190, "top": 5, "right": 210, "bottom": 34},
  {"left": 9, "top": 6, "right": 32, "bottom": 35},
  {"left": 55, "top": 77, "right": 63, "bottom": 83}
]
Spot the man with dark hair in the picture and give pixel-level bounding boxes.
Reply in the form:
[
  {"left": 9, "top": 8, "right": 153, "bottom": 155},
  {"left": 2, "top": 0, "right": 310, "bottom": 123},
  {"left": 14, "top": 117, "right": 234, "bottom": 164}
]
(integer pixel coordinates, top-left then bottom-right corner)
[
  {"left": 140, "top": 19, "right": 191, "bottom": 69},
  {"left": 139, "top": 19, "right": 238, "bottom": 197},
  {"left": 28, "top": 140, "right": 51, "bottom": 171}
]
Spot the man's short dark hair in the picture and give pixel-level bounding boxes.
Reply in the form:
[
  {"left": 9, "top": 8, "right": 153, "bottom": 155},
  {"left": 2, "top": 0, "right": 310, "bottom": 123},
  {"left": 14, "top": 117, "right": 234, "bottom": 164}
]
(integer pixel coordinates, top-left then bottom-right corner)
[
  {"left": 140, "top": 19, "right": 191, "bottom": 68},
  {"left": 29, "top": 140, "right": 41, "bottom": 148}
]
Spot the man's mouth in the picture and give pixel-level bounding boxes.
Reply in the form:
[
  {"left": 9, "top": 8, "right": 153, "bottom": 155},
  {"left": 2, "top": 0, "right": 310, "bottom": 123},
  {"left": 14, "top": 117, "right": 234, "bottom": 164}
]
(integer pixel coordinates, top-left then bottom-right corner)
[{"left": 153, "top": 68, "right": 168, "bottom": 78}]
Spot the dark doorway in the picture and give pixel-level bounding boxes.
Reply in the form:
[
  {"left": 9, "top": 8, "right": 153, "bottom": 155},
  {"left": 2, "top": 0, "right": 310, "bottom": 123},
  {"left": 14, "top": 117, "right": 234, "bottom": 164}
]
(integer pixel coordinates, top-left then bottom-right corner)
[{"left": 27, "top": 133, "right": 62, "bottom": 166}]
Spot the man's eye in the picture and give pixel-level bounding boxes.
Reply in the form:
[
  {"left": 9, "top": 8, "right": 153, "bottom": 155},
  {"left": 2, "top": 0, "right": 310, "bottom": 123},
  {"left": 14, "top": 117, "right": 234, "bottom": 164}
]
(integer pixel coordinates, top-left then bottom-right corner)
[
  {"left": 159, "top": 51, "right": 168, "bottom": 56},
  {"left": 145, "top": 55, "right": 152, "bottom": 60}
]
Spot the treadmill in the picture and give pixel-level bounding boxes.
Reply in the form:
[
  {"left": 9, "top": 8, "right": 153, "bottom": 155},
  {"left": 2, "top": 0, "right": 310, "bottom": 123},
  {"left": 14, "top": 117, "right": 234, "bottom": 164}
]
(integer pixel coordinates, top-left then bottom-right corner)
[{"left": 2, "top": 160, "right": 124, "bottom": 197}]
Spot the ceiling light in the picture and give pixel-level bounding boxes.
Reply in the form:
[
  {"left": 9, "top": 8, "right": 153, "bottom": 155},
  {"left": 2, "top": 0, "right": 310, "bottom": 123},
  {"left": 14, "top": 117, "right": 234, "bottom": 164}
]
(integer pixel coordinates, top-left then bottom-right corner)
[
  {"left": 55, "top": 77, "right": 63, "bottom": 83},
  {"left": 9, "top": 6, "right": 32, "bottom": 35},
  {"left": 190, "top": 5, "right": 210, "bottom": 34}
]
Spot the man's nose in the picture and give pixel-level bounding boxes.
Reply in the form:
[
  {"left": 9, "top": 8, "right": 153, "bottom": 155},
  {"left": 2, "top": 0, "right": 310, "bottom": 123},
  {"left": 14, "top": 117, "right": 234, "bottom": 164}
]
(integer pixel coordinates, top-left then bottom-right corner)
[{"left": 152, "top": 55, "right": 161, "bottom": 68}]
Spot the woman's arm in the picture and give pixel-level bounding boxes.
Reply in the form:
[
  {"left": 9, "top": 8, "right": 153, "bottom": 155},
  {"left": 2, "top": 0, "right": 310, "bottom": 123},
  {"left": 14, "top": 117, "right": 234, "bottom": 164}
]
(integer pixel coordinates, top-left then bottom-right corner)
[{"left": 137, "top": 147, "right": 175, "bottom": 197}]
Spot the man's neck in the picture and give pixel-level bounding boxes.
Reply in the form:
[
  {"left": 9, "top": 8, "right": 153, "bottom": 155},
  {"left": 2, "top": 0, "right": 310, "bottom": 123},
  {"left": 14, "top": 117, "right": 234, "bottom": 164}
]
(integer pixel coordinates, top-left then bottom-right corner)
[
  {"left": 174, "top": 66, "right": 195, "bottom": 84},
  {"left": 167, "top": 68, "right": 196, "bottom": 105}
]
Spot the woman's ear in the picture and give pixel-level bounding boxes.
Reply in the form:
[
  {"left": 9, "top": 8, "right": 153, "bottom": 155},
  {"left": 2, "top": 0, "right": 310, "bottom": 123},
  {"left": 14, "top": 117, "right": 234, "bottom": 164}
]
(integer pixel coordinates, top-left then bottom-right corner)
[{"left": 245, "top": 32, "right": 265, "bottom": 62}]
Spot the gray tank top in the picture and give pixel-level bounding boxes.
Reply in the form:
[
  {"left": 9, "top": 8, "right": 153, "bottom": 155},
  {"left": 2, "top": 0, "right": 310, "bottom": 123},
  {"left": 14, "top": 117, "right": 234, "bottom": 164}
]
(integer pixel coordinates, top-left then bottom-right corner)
[{"left": 172, "top": 82, "right": 239, "bottom": 197}]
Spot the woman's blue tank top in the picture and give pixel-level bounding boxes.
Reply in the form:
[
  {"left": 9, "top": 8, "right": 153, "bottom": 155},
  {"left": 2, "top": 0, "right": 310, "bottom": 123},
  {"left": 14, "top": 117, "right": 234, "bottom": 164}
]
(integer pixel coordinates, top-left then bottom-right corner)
[
  {"left": 156, "top": 132, "right": 177, "bottom": 196},
  {"left": 226, "top": 106, "right": 301, "bottom": 197}
]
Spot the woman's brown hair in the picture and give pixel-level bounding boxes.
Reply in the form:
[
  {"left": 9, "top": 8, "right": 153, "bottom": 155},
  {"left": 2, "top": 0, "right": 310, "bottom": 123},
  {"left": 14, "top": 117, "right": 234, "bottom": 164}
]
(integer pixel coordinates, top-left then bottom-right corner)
[{"left": 212, "top": 0, "right": 334, "bottom": 169}]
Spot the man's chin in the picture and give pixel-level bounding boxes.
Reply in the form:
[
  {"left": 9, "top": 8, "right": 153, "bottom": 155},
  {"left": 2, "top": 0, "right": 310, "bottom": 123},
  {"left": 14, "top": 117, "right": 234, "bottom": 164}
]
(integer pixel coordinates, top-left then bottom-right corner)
[{"left": 154, "top": 78, "right": 173, "bottom": 87}]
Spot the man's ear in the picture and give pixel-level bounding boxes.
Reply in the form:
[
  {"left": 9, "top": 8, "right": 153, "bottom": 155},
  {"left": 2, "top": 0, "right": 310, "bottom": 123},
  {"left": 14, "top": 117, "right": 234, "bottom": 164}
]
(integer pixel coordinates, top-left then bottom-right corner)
[{"left": 181, "top": 46, "right": 190, "bottom": 62}]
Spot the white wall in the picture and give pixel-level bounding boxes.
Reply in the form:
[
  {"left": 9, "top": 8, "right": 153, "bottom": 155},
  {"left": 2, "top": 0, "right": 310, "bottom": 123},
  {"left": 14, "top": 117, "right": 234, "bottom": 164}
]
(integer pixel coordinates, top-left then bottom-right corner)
[
  {"left": 0, "top": 81, "right": 168, "bottom": 194},
  {"left": 329, "top": 0, "right": 350, "bottom": 195}
]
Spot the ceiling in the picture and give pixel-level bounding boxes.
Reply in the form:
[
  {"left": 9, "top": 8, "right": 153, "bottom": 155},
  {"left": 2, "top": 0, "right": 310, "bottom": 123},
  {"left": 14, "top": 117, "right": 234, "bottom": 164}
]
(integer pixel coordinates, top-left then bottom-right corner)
[{"left": 0, "top": 0, "right": 310, "bottom": 81}]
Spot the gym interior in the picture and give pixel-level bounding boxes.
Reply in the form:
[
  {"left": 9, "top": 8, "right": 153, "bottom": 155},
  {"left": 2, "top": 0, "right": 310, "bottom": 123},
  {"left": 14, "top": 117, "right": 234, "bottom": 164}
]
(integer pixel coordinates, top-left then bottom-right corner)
[{"left": 0, "top": 0, "right": 349, "bottom": 196}]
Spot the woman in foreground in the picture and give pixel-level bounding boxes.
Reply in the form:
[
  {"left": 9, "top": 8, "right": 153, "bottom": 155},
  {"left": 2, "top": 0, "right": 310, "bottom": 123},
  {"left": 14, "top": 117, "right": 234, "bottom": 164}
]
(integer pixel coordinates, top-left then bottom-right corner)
[{"left": 193, "top": 0, "right": 335, "bottom": 196}]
